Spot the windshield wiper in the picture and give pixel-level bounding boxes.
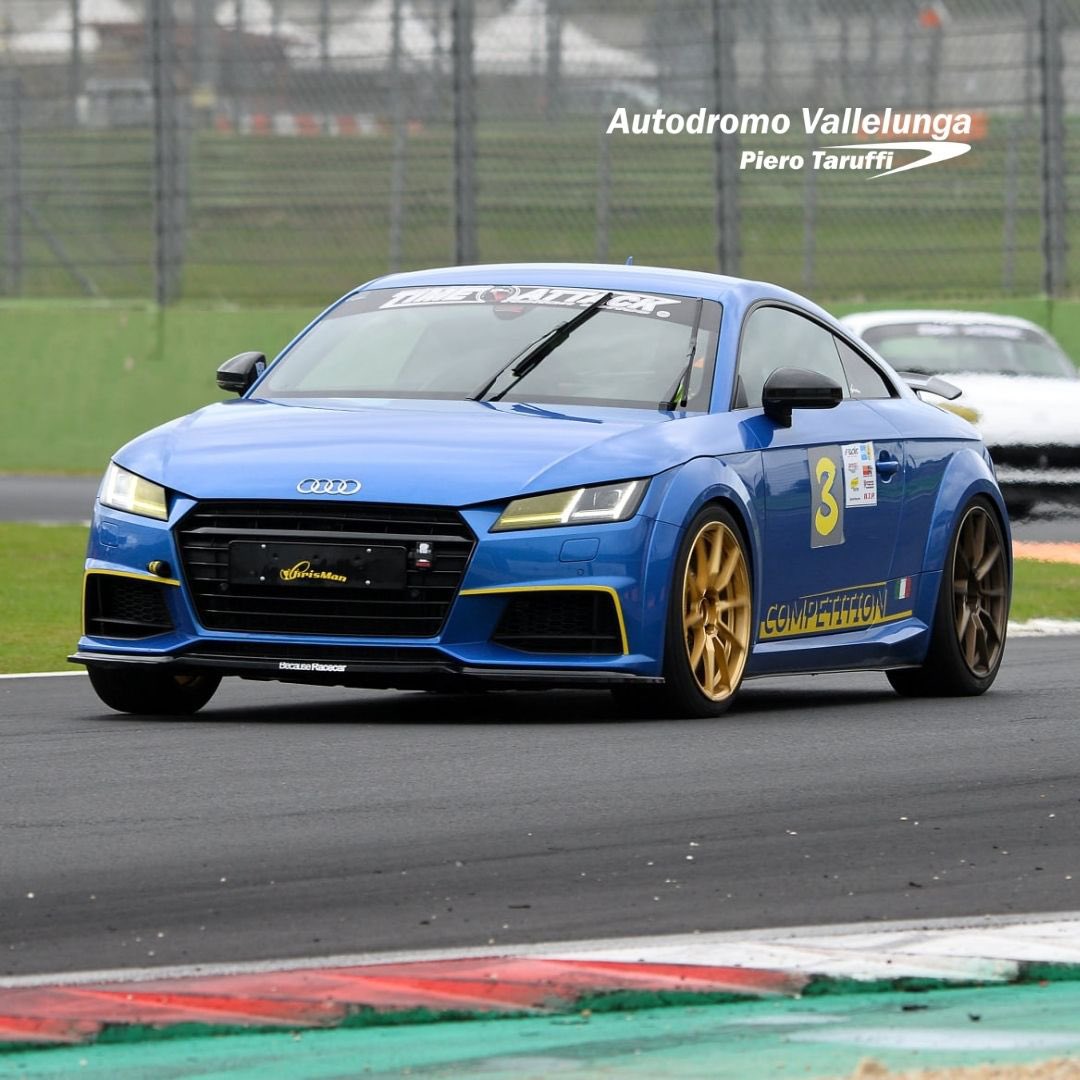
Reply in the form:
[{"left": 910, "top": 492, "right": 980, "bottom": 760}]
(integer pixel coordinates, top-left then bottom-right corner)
[
  {"left": 660, "top": 298, "right": 704, "bottom": 411},
  {"left": 470, "top": 291, "right": 614, "bottom": 403}
]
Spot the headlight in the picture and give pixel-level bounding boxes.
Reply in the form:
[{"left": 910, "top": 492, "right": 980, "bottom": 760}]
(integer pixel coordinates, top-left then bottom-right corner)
[
  {"left": 937, "top": 402, "right": 981, "bottom": 424},
  {"left": 99, "top": 462, "right": 169, "bottom": 521},
  {"left": 492, "top": 479, "right": 646, "bottom": 532}
]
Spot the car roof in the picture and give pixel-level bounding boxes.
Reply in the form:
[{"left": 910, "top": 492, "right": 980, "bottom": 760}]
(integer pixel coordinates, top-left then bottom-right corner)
[
  {"left": 357, "top": 262, "right": 838, "bottom": 322},
  {"left": 841, "top": 308, "right": 1049, "bottom": 337}
]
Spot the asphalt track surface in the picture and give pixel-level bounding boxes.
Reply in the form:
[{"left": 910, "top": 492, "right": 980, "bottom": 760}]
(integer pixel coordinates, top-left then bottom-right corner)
[
  {"left": 2, "top": 637, "right": 1079, "bottom": 978},
  {"left": 1, "top": 474, "right": 1077, "bottom": 541}
]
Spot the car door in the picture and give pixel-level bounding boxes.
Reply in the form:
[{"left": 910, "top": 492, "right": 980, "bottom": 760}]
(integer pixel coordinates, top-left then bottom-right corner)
[{"left": 734, "top": 305, "right": 910, "bottom": 645}]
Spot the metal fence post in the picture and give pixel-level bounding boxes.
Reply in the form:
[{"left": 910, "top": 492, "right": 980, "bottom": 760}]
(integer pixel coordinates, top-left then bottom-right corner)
[
  {"left": 925, "top": 10, "right": 943, "bottom": 107},
  {"left": 762, "top": 0, "right": 775, "bottom": 111},
  {"left": 595, "top": 99, "right": 611, "bottom": 263},
  {"left": 149, "top": 0, "right": 184, "bottom": 304},
  {"left": 2, "top": 76, "right": 22, "bottom": 297},
  {"left": 545, "top": 0, "right": 562, "bottom": 120},
  {"left": 452, "top": 0, "right": 477, "bottom": 265},
  {"left": 70, "top": 0, "right": 82, "bottom": 127},
  {"left": 389, "top": 0, "right": 408, "bottom": 273},
  {"left": 839, "top": 0, "right": 851, "bottom": 102},
  {"left": 231, "top": 0, "right": 244, "bottom": 133},
  {"left": 1039, "top": 0, "right": 1067, "bottom": 297},
  {"left": 319, "top": 0, "right": 331, "bottom": 133},
  {"left": 711, "top": 0, "right": 740, "bottom": 276}
]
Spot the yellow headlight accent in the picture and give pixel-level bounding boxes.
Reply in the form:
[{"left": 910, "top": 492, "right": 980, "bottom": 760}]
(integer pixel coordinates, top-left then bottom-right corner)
[
  {"left": 937, "top": 402, "right": 981, "bottom": 424},
  {"left": 492, "top": 480, "right": 645, "bottom": 532},
  {"left": 100, "top": 462, "right": 169, "bottom": 521},
  {"left": 495, "top": 489, "right": 586, "bottom": 531}
]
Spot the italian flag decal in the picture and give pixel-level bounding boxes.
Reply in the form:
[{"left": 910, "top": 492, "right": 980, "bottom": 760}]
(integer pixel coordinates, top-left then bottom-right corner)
[{"left": 896, "top": 576, "right": 913, "bottom": 600}]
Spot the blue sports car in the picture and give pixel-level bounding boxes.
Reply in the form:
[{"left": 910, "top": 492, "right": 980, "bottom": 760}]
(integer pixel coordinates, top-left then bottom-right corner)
[{"left": 73, "top": 264, "right": 1011, "bottom": 717}]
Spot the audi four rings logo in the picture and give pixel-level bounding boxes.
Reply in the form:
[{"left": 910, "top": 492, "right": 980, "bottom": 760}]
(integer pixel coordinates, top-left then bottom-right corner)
[{"left": 296, "top": 478, "right": 362, "bottom": 495}]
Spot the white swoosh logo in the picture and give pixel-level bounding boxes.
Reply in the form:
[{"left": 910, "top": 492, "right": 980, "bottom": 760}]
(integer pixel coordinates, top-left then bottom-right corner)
[{"left": 825, "top": 141, "right": 971, "bottom": 178}]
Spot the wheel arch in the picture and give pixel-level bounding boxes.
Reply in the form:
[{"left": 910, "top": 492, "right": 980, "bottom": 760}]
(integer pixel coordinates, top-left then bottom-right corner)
[
  {"left": 653, "top": 456, "right": 762, "bottom": 573},
  {"left": 648, "top": 455, "right": 763, "bottom": 663},
  {"left": 921, "top": 447, "right": 1012, "bottom": 577}
]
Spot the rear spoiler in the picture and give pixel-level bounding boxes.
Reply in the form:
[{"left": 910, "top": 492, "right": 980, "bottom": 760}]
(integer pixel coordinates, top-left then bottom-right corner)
[{"left": 897, "top": 371, "right": 962, "bottom": 401}]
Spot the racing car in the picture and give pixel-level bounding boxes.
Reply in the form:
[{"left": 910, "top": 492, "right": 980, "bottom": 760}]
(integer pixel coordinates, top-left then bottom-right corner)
[
  {"left": 73, "top": 264, "right": 1011, "bottom": 717},
  {"left": 842, "top": 309, "right": 1080, "bottom": 515}
]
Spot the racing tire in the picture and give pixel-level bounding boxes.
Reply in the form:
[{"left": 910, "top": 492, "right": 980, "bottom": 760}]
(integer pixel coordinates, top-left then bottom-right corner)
[
  {"left": 612, "top": 505, "right": 753, "bottom": 719},
  {"left": 887, "top": 498, "right": 1009, "bottom": 698},
  {"left": 87, "top": 665, "right": 222, "bottom": 716}
]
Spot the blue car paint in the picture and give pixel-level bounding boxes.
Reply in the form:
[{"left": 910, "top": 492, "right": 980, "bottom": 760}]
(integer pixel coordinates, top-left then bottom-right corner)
[{"left": 78, "top": 263, "right": 1011, "bottom": 687}]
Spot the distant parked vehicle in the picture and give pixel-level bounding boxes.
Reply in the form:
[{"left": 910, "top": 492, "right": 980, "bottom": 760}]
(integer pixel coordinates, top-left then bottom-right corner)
[
  {"left": 842, "top": 310, "right": 1080, "bottom": 516},
  {"left": 78, "top": 77, "right": 152, "bottom": 129}
]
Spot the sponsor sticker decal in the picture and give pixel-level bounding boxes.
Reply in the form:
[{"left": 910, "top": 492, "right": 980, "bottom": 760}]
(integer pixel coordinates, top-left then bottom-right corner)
[
  {"left": 842, "top": 441, "right": 878, "bottom": 507},
  {"left": 278, "top": 661, "right": 348, "bottom": 673},
  {"left": 279, "top": 561, "right": 348, "bottom": 584},
  {"left": 759, "top": 578, "right": 915, "bottom": 640},
  {"left": 378, "top": 286, "right": 681, "bottom": 317}
]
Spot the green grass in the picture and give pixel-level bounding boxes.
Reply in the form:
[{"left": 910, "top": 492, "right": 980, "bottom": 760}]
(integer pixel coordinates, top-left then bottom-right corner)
[
  {"left": 0, "top": 522, "right": 1074, "bottom": 674},
  {"left": 1011, "top": 559, "right": 1080, "bottom": 623},
  {"left": 0, "top": 523, "right": 86, "bottom": 674},
  {"left": 0, "top": 301, "right": 318, "bottom": 473}
]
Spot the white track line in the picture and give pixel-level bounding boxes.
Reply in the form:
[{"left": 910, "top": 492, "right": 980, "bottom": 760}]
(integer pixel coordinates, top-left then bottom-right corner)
[
  {"left": 0, "top": 670, "right": 85, "bottom": 680},
  {"left": 1, "top": 910, "right": 1078, "bottom": 990},
  {"left": 1008, "top": 619, "right": 1080, "bottom": 637}
]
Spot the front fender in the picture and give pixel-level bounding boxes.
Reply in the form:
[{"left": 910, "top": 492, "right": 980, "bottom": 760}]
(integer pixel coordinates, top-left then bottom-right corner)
[
  {"left": 643, "top": 453, "right": 764, "bottom": 661},
  {"left": 922, "top": 447, "right": 1011, "bottom": 575}
]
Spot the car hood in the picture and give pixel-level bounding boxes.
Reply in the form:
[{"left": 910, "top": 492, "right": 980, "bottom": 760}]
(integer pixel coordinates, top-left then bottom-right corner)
[
  {"left": 947, "top": 373, "right": 1080, "bottom": 446},
  {"left": 115, "top": 397, "right": 700, "bottom": 505}
]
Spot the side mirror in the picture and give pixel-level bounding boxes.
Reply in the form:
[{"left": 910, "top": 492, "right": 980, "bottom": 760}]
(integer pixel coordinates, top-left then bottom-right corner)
[
  {"left": 762, "top": 367, "right": 843, "bottom": 427},
  {"left": 216, "top": 351, "right": 266, "bottom": 395}
]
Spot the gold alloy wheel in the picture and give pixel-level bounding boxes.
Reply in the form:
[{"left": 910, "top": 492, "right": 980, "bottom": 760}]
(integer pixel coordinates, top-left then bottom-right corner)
[
  {"left": 682, "top": 521, "right": 752, "bottom": 701},
  {"left": 952, "top": 505, "right": 1008, "bottom": 677}
]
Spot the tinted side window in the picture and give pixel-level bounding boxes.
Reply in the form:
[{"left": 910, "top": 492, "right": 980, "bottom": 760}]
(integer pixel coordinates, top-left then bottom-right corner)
[
  {"left": 836, "top": 338, "right": 895, "bottom": 399},
  {"left": 735, "top": 306, "right": 848, "bottom": 408}
]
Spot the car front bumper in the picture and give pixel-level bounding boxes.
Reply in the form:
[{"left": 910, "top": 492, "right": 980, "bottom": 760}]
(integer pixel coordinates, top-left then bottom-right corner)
[{"left": 73, "top": 497, "right": 682, "bottom": 689}]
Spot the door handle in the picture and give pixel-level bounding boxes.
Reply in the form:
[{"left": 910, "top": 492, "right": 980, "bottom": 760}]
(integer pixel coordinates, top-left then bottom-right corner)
[{"left": 876, "top": 453, "right": 901, "bottom": 479}]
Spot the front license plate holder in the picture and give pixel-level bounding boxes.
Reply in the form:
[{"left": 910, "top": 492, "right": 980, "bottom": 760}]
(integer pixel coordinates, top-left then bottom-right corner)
[{"left": 228, "top": 542, "right": 407, "bottom": 590}]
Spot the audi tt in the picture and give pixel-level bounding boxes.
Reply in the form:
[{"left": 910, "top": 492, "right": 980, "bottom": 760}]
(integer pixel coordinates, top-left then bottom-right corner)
[{"left": 73, "top": 264, "right": 1012, "bottom": 717}]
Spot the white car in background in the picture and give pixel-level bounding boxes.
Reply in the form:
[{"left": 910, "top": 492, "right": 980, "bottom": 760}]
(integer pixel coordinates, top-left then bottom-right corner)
[{"left": 842, "top": 310, "right": 1080, "bottom": 516}]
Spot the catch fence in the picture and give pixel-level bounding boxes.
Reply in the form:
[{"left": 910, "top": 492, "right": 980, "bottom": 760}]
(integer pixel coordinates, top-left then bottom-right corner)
[{"left": 0, "top": 0, "right": 1073, "bottom": 305}]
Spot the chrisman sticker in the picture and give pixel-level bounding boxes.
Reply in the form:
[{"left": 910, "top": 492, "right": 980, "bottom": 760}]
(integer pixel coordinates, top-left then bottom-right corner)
[{"left": 759, "top": 579, "right": 916, "bottom": 640}]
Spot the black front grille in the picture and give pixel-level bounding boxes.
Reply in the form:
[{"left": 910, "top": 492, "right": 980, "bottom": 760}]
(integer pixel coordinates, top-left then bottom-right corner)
[
  {"left": 492, "top": 591, "right": 623, "bottom": 654},
  {"left": 177, "top": 501, "right": 476, "bottom": 638},
  {"left": 990, "top": 444, "right": 1080, "bottom": 469},
  {"left": 85, "top": 575, "right": 174, "bottom": 638}
]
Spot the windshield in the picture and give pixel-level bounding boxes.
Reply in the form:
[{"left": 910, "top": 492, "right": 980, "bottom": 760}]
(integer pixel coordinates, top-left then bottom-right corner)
[
  {"left": 861, "top": 321, "right": 1078, "bottom": 379},
  {"left": 259, "top": 285, "right": 722, "bottom": 410}
]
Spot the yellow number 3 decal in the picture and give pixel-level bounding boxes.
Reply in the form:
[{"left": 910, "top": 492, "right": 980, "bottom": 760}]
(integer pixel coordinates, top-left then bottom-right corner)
[{"left": 814, "top": 455, "right": 839, "bottom": 537}]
